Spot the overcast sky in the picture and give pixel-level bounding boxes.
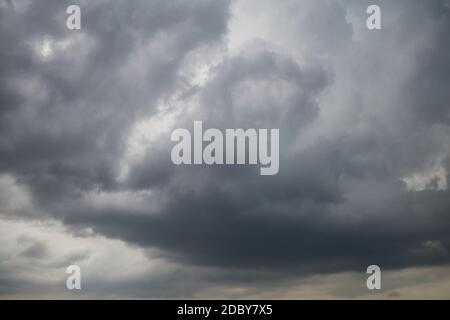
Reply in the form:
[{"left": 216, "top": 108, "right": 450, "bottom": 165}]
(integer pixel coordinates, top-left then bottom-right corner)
[{"left": 1, "top": 0, "right": 450, "bottom": 299}]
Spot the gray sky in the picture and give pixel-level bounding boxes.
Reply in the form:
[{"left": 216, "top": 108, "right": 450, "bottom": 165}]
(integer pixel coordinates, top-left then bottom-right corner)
[{"left": 1, "top": 0, "right": 450, "bottom": 299}]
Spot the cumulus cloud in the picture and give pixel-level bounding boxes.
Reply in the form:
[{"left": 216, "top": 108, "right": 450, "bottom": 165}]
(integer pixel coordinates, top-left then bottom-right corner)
[{"left": 1, "top": 0, "right": 450, "bottom": 298}]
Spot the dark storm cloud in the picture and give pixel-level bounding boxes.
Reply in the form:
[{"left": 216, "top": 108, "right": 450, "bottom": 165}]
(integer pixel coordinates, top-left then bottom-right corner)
[
  {"left": 403, "top": 4, "right": 450, "bottom": 125},
  {"left": 0, "top": 0, "right": 230, "bottom": 204},
  {"left": 1, "top": 0, "right": 450, "bottom": 295}
]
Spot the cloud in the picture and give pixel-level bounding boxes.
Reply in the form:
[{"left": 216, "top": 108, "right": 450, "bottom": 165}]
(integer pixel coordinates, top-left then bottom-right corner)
[
  {"left": 1, "top": 0, "right": 450, "bottom": 298},
  {"left": 0, "top": 0, "right": 230, "bottom": 203}
]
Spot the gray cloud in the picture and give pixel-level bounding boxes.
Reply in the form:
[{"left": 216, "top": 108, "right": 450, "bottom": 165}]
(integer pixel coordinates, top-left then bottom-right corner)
[{"left": 1, "top": 0, "right": 450, "bottom": 298}]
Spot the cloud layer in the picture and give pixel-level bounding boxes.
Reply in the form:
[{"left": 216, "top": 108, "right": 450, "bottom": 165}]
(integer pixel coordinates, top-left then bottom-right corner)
[{"left": 1, "top": 0, "right": 450, "bottom": 298}]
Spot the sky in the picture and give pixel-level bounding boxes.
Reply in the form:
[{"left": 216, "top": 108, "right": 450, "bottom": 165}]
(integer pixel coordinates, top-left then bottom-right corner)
[{"left": 1, "top": 0, "right": 450, "bottom": 299}]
